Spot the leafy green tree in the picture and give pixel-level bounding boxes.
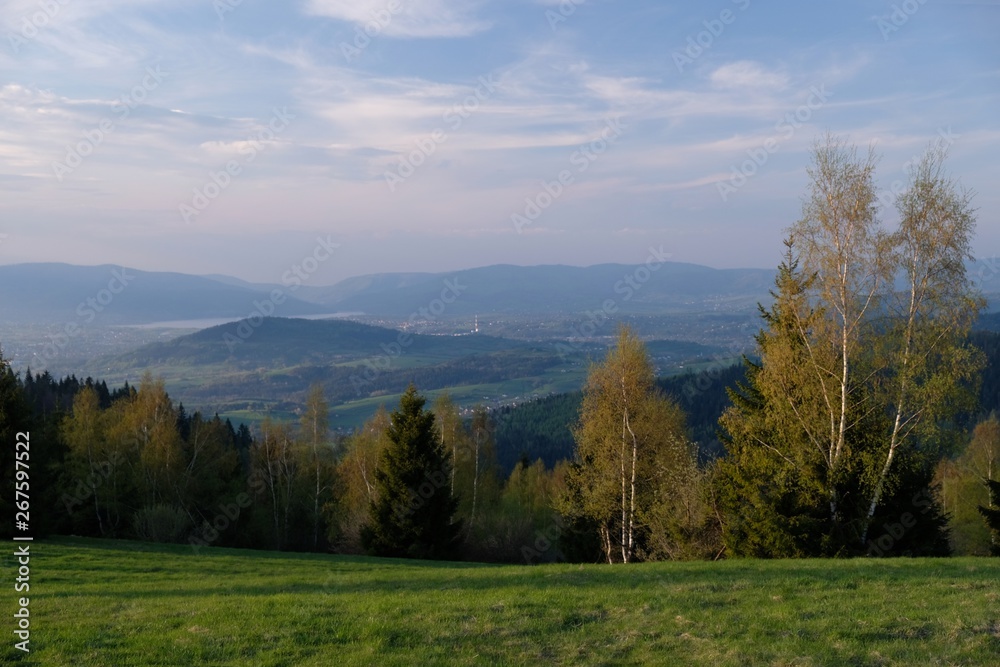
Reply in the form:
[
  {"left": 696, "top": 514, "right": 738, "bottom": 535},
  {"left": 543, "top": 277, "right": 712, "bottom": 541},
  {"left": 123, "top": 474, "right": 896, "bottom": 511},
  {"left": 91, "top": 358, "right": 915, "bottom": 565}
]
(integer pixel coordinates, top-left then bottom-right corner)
[
  {"left": 87, "top": 395, "right": 139, "bottom": 536},
  {"left": 433, "top": 392, "right": 466, "bottom": 495},
  {"left": 861, "top": 144, "right": 983, "bottom": 544},
  {"left": 937, "top": 414, "right": 1000, "bottom": 554},
  {"left": 300, "top": 383, "right": 335, "bottom": 549},
  {"left": 456, "top": 406, "right": 500, "bottom": 534},
  {"left": 487, "top": 458, "right": 570, "bottom": 564},
  {"left": 109, "top": 373, "right": 184, "bottom": 511},
  {"left": 362, "top": 385, "right": 462, "bottom": 560},
  {"left": 561, "top": 326, "right": 696, "bottom": 563},
  {"left": 332, "top": 406, "right": 390, "bottom": 553},
  {"left": 789, "top": 137, "right": 888, "bottom": 533},
  {"left": 250, "top": 419, "right": 302, "bottom": 550},
  {"left": 61, "top": 387, "right": 114, "bottom": 535}
]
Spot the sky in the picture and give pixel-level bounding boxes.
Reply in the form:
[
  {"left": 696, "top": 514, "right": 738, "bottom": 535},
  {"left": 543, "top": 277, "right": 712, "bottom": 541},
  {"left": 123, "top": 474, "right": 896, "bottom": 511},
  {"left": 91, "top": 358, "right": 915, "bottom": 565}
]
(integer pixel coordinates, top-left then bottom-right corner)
[{"left": 0, "top": 0, "right": 997, "bottom": 285}]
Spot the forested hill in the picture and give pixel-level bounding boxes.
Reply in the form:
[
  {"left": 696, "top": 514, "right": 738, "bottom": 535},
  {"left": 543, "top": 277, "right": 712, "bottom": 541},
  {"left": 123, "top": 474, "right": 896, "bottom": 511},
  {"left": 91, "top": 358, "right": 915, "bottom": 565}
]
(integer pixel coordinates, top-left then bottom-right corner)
[
  {"left": 493, "top": 363, "right": 746, "bottom": 473},
  {"left": 98, "top": 317, "right": 520, "bottom": 369}
]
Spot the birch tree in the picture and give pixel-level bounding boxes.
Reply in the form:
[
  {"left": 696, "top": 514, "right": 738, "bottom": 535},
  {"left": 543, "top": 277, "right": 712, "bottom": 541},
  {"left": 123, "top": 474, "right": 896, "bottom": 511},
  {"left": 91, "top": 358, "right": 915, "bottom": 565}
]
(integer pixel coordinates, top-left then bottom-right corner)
[
  {"left": 333, "top": 406, "right": 391, "bottom": 553},
  {"left": 790, "top": 136, "right": 888, "bottom": 527},
  {"left": 564, "top": 325, "right": 691, "bottom": 563},
  {"left": 300, "top": 383, "right": 335, "bottom": 549},
  {"left": 252, "top": 419, "right": 300, "bottom": 550},
  {"left": 861, "top": 145, "right": 984, "bottom": 543},
  {"left": 433, "top": 393, "right": 465, "bottom": 495},
  {"left": 62, "top": 387, "right": 114, "bottom": 535}
]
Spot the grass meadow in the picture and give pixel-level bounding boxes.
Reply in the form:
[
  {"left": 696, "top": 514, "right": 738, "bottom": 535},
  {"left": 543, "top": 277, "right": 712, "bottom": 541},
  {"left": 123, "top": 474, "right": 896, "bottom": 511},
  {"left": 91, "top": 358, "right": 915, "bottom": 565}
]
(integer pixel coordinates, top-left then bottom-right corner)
[{"left": 4, "top": 537, "right": 999, "bottom": 666}]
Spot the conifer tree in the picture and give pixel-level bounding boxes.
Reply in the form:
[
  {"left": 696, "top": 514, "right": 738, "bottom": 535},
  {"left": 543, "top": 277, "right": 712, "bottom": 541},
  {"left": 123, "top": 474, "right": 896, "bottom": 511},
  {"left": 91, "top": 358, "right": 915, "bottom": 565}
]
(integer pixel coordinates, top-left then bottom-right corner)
[
  {"left": 716, "top": 240, "right": 832, "bottom": 556},
  {"left": 362, "top": 385, "right": 462, "bottom": 560}
]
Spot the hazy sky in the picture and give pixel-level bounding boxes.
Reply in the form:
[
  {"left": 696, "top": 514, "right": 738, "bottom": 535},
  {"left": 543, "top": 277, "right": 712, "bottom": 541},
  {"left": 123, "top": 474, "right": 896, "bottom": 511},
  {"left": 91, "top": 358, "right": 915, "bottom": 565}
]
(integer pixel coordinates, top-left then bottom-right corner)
[{"left": 0, "top": 0, "right": 997, "bottom": 285}]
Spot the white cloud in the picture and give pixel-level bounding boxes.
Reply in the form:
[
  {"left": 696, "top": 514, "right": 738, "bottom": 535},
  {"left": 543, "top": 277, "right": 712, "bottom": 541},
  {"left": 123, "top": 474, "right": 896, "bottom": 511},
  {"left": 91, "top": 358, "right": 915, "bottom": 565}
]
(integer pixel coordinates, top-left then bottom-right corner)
[
  {"left": 303, "top": 0, "right": 491, "bottom": 37},
  {"left": 710, "top": 61, "right": 789, "bottom": 91}
]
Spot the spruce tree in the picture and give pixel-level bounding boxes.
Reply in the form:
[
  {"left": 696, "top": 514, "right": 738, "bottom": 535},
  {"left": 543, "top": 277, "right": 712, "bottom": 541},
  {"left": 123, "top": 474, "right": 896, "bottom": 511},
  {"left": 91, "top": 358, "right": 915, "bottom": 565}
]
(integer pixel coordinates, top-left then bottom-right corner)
[
  {"left": 361, "top": 385, "right": 462, "bottom": 560},
  {"left": 716, "top": 240, "right": 832, "bottom": 557}
]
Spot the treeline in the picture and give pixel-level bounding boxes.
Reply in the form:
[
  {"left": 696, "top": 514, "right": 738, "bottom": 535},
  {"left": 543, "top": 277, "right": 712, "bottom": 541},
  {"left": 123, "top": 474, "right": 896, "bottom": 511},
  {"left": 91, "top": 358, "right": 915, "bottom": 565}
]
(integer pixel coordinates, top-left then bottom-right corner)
[{"left": 0, "top": 361, "right": 573, "bottom": 562}]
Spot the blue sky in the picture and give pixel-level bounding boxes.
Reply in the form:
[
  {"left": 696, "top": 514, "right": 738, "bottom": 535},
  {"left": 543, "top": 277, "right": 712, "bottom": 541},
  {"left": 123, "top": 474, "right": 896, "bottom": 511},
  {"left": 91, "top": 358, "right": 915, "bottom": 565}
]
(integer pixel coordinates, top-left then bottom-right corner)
[{"left": 0, "top": 0, "right": 997, "bottom": 284}]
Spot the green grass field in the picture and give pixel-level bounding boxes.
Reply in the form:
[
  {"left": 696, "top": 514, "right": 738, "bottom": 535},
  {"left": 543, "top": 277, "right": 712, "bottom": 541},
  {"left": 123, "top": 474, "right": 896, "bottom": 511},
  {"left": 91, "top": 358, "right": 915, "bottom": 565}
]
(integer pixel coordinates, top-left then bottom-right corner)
[{"left": 4, "top": 538, "right": 999, "bottom": 666}]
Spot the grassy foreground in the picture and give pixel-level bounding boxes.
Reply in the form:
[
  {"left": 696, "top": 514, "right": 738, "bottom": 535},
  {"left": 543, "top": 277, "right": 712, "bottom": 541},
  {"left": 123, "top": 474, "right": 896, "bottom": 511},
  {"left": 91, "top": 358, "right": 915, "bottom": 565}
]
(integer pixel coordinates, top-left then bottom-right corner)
[{"left": 4, "top": 537, "right": 999, "bottom": 666}]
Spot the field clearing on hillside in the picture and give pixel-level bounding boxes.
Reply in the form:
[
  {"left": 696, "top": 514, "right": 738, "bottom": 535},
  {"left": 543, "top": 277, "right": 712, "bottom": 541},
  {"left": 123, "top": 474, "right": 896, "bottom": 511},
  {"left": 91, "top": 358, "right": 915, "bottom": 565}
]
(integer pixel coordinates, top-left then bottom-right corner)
[{"left": 4, "top": 538, "right": 999, "bottom": 666}]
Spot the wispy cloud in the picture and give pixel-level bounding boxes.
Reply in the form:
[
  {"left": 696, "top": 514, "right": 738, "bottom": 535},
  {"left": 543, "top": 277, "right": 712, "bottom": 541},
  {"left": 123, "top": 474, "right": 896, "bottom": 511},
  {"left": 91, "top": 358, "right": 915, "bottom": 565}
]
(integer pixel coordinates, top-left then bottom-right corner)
[
  {"left": 710, "top": 61, "right": 789, "bottom": 91},
  {"left": 303, "top": 0, "right": 491, "bottom": 37}
]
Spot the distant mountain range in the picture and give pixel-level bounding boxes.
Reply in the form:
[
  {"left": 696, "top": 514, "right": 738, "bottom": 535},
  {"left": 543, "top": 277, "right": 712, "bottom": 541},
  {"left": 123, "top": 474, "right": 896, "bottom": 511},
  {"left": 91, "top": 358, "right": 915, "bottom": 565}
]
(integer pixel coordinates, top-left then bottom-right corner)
[
  {"left": 1, "top": 261, "right": 778, "bottom": 325},
  {"left": 0, "top": 263, "right": 329, "bottom": 325},
  {"left": 3, "top": 261, "right": 997, "bottom": 327},
  {"left": 288, "top": 263, "right": 779, "bottom": 316}
]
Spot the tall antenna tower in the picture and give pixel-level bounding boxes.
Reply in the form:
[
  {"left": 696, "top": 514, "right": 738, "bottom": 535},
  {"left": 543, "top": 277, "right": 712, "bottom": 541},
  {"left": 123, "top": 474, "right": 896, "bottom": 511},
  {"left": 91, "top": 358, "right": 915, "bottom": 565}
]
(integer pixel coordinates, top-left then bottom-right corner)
[{"left": 474, "top": 315, "right": 479, "bottom": 334}]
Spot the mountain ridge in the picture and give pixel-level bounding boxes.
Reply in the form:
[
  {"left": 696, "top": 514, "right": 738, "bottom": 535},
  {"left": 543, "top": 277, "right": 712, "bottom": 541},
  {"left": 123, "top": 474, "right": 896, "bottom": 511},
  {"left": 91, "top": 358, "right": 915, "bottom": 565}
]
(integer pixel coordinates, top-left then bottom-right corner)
[{"left": 2, "top": 260, "right": 779, "bottom": 324}]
